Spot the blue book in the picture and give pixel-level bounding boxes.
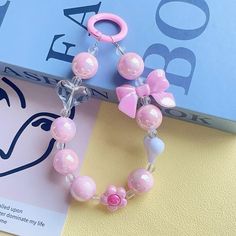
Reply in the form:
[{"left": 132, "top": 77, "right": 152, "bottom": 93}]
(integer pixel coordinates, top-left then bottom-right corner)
[{"left": 0, "top": 0, "right": 235, "bottom": 133}]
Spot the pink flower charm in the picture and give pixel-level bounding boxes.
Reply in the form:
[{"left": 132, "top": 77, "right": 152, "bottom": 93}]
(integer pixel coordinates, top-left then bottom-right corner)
[{"left": 100, "top": 185, "right": 127, "bottom": 212}]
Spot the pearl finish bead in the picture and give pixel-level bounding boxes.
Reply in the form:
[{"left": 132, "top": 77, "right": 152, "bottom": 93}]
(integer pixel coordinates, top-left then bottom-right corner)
[
  {"left": 72, "top": 52, "right": 98, "bottom": 79},
  {"left": 136, "top": 105, "right": 163, "bottom": 131},
  {"left": 51, "top": 117, "right": 76, "bottom": 143},
  {"left": 70, "top": 176, "right": 96, "bottom": 201},
  {"left": 53, "top": 149, "right": 79, "bottom": 175},
  {"left": 117, "top": 52, "right": 144, "bottom": 80},
  {"left": 128, "top": 168, "right": 154, "bottom": 193}
]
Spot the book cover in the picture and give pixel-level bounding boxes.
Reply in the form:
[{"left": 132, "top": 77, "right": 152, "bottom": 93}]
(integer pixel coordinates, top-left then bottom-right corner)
[{"left": 0, "top": 0, "right": 235, "bottom": 133}]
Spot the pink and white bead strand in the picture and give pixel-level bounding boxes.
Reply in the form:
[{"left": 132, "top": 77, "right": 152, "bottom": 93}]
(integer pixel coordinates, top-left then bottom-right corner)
[
  {"left": 112, "top": 15, "right": 176, "bottom": 204},
  {"left": 114, "top": 53, "right": 176, "bottom": 203},
  {"left": 50, "top": 12, "right": 176, "bottom": 212},
  {"left": 50, "top": 39, "right": 99, "bottom": 201}
]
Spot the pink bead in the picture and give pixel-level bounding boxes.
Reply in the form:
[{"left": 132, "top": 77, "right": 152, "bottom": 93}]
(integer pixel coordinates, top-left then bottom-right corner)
[
  {"left": 117, "top": 52, "right": 144, "bottom": 80},
  {"left": 107, "top": 194, "right": 121, "bottom": 206},
  {"left": 51, "top": 117, "right": 76, "bottom": 143},
  {"left": 100, "top": 185, "right": 127, "bottom": 211},
  {"left": 136, "top": 105, "right": 163, "bottom": 131},
  {"left": 128, "top": 168, "right": 154, "bottom": 193},
  {"left": 70, "top": 176, "right": 96, "bottom": 201},
  {"left": 53, "top": 149, "right": 79, "bottom": 175},
  {"left": 72, "top": 52, "right": 98, "bottom": 79}
]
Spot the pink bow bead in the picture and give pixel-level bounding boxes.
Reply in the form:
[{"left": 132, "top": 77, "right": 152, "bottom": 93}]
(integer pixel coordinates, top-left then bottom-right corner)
[{"left": 116, "top": 69, "right": 176, "bottom": 118}]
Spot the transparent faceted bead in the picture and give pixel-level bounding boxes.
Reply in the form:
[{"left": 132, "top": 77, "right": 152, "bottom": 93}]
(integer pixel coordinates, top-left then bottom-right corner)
[
  {"left": 135, "top": 77, "right": 144, "bottom": 87},
  {"left": 115, "top": 43, "right": 125, "bottom": 56},
  {"left": 148, "top": 129, "right": 157, "bottom": 138},
  {"left": 71, "top": 76, "right": 82, "bottom": 86},
  {"left": 146, "top": 163, "right": 156, "bottom": 173},
  {"left": 65, "top": 173, "right": 75, "bottom": 184},
  {"left": 126, "top": 189, "right": 135, "bottom": 199},
  {"left": 56, "top": 142, "right": 65, "bottom": 150},
  {"left": 60, "top": 108, "right": 70, "bottom": 118},
  {"left": 56, "top": 79, "right": 91, "bottom": 110},
  {"left": 88, "top": 42, "right": 99, "bottom": 56},
  {"left": 92, "top": 194, "right": 100, "bottom": 200},
  {"left": 91, "top": 194, "right": 101, "bottom": 204},
  {"left": 140, "top": 96, "right": 151, "bottom": 106}
]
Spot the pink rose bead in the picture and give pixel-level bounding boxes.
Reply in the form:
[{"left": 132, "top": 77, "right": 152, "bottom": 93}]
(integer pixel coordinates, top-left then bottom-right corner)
[
  {"left": 72, "top": 52, "right": 98, "bottom": 79},
  {"left": 117, "top": 52, "right": 144, "bottom": 80},
  {"left": 70, "top": 176, "right": 96, "bottom": 201},
  {"left": 53, "top": 149, "right": 79, "bottom": 175},
  {"left": 51, "top": 117, "right": 76, "bottom": 143},
  {"left": 100, "top": 185, "right": 127, "bottom": 211},
  {"left": 107, "top": 194, "right": 121, "bottom": 206},
  {"left": 136, "top": 105, "right": 163, "bottom": 131},
  {"left": 128, "top": 168, "right": 154, "bottom": 193}
]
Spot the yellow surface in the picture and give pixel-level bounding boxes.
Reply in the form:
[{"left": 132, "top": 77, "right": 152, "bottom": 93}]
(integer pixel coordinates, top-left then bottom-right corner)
[{"left": 2, "top": 102, "right": 236, "bottom": 236}]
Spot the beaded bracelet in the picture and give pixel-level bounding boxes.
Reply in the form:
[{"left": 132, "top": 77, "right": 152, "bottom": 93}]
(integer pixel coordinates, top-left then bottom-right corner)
[{"left": 50, "top": 13, "right": 176, "bottom": 212}]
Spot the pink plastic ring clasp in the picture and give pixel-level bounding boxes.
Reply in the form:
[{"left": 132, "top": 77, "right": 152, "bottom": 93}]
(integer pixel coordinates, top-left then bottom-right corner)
[{"left": 87, "top": 13, "right": 128, "bottom": 43}]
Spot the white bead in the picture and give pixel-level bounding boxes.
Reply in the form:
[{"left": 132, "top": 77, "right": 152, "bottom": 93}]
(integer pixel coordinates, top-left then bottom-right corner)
[{"left": 144, "top": 136, "right": 165, "bottom": 164}]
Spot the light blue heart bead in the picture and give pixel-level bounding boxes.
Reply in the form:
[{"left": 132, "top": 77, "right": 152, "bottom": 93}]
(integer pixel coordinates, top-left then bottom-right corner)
[{"left": 144, "top": 136, "right": 165, "bottom": 164}]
